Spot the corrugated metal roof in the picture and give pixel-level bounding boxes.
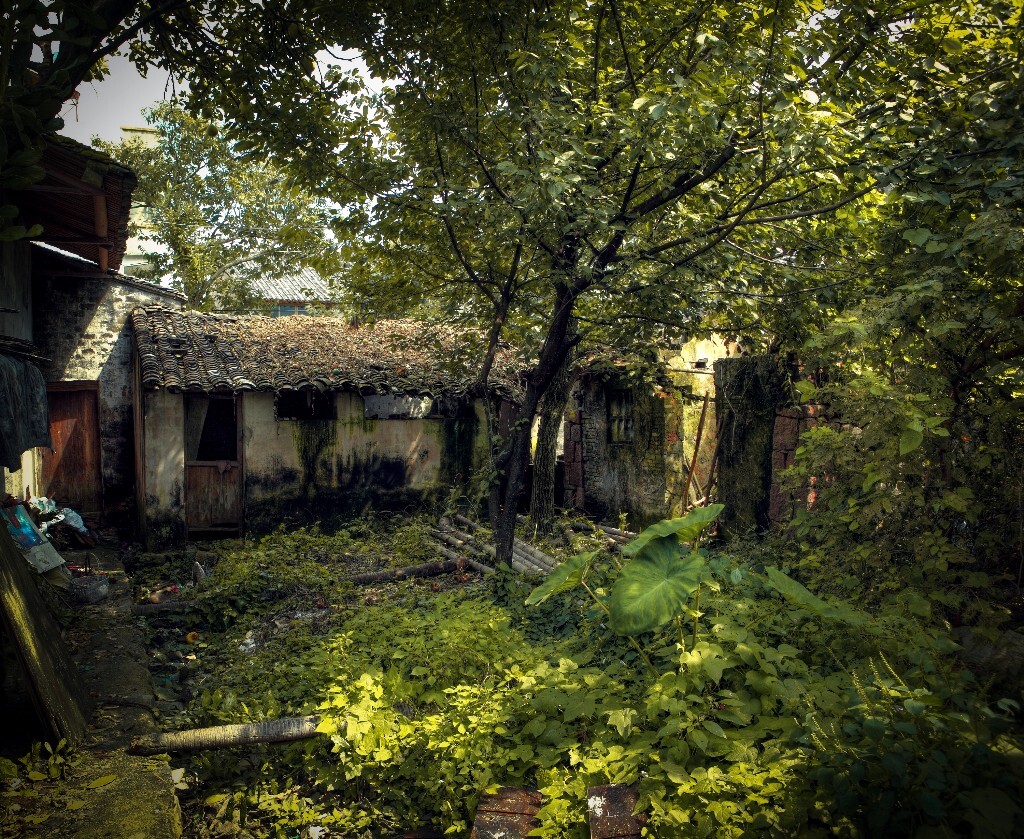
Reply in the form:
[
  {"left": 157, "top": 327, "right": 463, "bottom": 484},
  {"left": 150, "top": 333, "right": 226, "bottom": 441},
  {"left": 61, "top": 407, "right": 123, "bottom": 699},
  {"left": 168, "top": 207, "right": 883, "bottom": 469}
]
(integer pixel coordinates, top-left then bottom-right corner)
[
  {"left": 131, "top": 306, "right": 523, "bottom": 399},
  {"left": 249, "top": 267, "right": 335, "bottom": 302}
]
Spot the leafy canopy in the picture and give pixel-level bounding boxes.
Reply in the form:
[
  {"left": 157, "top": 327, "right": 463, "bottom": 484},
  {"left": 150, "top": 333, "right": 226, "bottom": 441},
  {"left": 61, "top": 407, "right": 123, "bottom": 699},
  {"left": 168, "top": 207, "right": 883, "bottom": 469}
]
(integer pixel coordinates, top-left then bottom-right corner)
[{"left": 93, "top": 103, "right": 343, "bottom": 311}]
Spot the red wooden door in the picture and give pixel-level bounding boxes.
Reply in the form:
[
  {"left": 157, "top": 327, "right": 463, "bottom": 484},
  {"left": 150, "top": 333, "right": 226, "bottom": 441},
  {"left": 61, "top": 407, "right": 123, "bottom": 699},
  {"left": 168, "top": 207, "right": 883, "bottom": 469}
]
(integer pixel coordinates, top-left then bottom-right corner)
[{"left": 39, "top": 387, "right": 103, "bottom": 514}]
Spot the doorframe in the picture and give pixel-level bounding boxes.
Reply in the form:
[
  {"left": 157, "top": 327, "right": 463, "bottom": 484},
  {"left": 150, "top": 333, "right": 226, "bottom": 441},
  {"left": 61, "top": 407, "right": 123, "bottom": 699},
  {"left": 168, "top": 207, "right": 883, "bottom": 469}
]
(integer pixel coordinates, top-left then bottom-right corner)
[{"left": 183, "top": 392, "right": 245, "bottom": 537}]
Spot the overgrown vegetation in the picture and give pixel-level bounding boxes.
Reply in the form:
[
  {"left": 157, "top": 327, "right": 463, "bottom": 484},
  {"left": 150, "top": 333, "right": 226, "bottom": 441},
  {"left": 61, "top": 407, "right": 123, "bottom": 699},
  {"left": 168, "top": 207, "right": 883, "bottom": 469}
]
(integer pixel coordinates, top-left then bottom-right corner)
[{"left": 116, "top": 511, "right": 1023, "bottom": 837}]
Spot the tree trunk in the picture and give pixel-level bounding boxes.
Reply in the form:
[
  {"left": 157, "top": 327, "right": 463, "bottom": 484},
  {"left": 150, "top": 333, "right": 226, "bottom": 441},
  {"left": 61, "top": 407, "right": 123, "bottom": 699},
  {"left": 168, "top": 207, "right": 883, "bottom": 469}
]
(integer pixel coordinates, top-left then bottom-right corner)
[
  {"left": 530, "top": 342, "right": 576, "bottom": 534},
  {"left": 492, "top": 283, "right": 577, "bottom": 565}
]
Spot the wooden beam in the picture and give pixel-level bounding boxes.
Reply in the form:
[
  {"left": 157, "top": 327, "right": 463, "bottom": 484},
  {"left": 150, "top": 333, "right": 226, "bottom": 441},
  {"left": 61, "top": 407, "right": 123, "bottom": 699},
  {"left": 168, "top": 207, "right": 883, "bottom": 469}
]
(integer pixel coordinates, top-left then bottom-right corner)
[
  {"left": 21, "top": 184, "right": 96, "bottom": 194},
  {"left": 37, "top": 236, "right": 111, "bottom": 246},
  {"left": 44, "top": 167, "right": 105, "bottom": 196}
]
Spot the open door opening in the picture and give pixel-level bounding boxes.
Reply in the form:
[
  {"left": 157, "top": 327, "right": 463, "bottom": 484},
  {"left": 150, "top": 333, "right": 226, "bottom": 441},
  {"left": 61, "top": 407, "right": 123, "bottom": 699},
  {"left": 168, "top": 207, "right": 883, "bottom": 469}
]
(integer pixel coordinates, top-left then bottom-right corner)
[{"left": 184, "top": 395, "right": 241, "bottom": 537}]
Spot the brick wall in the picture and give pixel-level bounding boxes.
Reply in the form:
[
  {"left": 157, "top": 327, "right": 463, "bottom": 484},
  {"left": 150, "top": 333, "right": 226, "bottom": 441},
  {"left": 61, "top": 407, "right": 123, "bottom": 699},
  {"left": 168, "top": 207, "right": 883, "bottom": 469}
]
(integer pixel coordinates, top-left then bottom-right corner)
[
  {"left": 768, "top": 403, "right": 831, "bottom": 525},
  {"left": 29, "top": 275, "right": 184, "bottom": 523}
]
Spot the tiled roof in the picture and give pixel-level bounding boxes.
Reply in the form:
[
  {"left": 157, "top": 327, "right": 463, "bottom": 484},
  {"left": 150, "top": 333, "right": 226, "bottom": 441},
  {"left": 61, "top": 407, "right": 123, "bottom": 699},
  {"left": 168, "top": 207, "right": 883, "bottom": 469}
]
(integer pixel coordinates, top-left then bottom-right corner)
[
  {"left": 249, "top": 268, "right": 334, "bottom": 303},
  {"left": 131, "top": 306, "right": 524, "bottom": 399}
]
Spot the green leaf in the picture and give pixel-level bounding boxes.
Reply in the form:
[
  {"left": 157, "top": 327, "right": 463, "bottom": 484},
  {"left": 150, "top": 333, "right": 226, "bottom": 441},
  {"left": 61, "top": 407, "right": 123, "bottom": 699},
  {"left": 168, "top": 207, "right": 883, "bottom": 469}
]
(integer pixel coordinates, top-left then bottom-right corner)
[
  {"left": 902, "top": 228, "right": 932, "bottom": 246},
  {"left": 764, "top": 568, "right": 867, "bottom": 626},
  {"left": 87, "top": 774, "right": 117, "bottom": 789},
  {"left": 899, "top": 427, "right": 924, "bottom": 455},
  {"left": 622, "top": 505, "right": 724, "bottom": 557},
  {"left": 525, "top": 550, "right": 597, "bottom": 606},
  {"left": 609, "top": 540, "right": 704, "bottom": 635},
  {"left": 702, "top": 719, "right": 726, "bottom": 738}
]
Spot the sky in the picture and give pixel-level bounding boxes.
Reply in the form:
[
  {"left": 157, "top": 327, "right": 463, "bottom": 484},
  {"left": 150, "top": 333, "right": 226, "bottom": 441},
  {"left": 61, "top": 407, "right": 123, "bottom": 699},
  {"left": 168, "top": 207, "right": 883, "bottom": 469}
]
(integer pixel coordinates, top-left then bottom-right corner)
[{"left": 59, "top": 55, "right": 174, "bottom": 145}]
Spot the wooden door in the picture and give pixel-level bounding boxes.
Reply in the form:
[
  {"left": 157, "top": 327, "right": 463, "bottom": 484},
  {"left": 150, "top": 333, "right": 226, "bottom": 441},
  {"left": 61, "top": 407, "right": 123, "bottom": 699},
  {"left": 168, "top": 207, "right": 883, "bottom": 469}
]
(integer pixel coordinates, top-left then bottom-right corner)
[
  {"left": 185, "top": 463, "right": 242, "bottom": 529},
  {"left": 39, "top": 386, "right": 103, "bottom": 514},
  {"left": 184, "top": 395, "right": 242, "bottom": 533}
]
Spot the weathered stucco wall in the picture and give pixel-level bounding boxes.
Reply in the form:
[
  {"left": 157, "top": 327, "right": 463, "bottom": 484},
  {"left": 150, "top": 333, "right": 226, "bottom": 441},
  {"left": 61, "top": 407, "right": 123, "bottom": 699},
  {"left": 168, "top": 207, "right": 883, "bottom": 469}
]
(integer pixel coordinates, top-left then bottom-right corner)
[
  {"left": 141, "top": 389, "right": 186, "bottom": 544},
  {"left": 565, "top": 379, "right": 676, "bottom": 529},
  {"left": 8, "top": 275, "right": 182, "bottom": 523},
  {"left": 242, "top": 391, "right": 488, "bottom": 531}
]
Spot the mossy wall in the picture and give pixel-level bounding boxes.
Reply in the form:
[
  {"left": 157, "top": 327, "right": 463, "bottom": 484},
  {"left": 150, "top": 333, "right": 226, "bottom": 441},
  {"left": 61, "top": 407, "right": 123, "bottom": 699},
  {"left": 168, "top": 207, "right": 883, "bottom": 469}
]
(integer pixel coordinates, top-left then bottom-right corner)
[
  {"left": 573, "top": 378, "right": 673, "bottom": 529},
  {"left": 714, "top": 356, "right": 791, "bottom": 535},
  {"left": 242, "top": 391, "right": 485, "bottom": 532}
]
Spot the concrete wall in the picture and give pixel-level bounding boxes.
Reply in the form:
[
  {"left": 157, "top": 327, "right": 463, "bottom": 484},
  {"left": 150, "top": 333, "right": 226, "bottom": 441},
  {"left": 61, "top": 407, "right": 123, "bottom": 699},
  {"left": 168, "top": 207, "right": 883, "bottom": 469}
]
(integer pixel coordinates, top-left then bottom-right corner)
[
  {"left": 564, "top": 378, "right": 680, "bottom": 529},
  {"left": 242, "top": 391, "right": 488, "bottom": 530},
  {"left": 140, "top": 389, "right": 186, "bottom": 544},
  {"left": 8, "top": 275, "right": 182, "bottom": 523}
]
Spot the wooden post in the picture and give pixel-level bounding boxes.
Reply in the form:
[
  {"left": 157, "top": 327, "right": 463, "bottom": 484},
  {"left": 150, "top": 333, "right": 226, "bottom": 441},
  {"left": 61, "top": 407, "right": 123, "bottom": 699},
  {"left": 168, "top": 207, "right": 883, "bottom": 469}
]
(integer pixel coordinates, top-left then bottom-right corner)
[{"left": 681, "top": 392, "right": 710, "bottom": 507}]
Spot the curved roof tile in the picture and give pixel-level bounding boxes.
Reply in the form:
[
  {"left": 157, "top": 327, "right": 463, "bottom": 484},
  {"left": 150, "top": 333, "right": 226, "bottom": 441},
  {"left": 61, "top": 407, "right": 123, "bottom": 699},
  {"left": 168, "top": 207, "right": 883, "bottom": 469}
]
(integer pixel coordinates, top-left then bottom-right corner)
[{"left": 131, "top": 307, "right": 524, "bottom": 400}]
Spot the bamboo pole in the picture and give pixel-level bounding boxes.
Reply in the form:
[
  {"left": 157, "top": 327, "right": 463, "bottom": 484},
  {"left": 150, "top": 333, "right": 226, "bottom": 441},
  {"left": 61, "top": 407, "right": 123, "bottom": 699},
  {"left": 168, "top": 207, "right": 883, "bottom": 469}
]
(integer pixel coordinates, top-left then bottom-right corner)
[
  {"left": 594, "top": 524, "right": 636, "bottom": 540},
  {"left": 426, "top": 538, "right": 495, "bottom": 575},
  {"left": 453, "top": 515, "right": 557, "bottom": 572},
  {"left": 446, "top": 525, "right": 544, "bottom": 575},
  {"left": 131, "top": 716, "right": 321, "bottom": 755},
  {"left": 349, "top": 559, "right": 462, "bottom": 585},
  {"left": 682, "top": 392, "right": 710, "bottom": 507}
]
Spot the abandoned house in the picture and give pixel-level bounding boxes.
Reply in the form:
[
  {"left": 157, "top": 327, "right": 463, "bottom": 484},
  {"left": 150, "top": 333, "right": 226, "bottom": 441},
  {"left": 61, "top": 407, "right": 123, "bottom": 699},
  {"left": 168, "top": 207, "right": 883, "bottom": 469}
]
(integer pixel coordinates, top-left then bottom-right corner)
[
  {"left": 2, "top": 136, "right": 185, "bottom": 525},
  {"left": 131, "top": 306, "right": 523, "bottom": 543}
]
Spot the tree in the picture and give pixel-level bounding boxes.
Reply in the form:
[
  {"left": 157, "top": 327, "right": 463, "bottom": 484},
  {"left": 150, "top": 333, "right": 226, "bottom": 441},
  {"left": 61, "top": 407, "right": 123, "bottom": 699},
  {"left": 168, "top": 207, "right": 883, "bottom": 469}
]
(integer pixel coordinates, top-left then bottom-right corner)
[
  {"left": 201, "top": 0, "right": 1019, "bottom": 563},
  {"left": 0, "top": 0, "right": 346, "bottom": 239},
  {"left": 94, "top": 103, "right": 342, "bottom": 310}
]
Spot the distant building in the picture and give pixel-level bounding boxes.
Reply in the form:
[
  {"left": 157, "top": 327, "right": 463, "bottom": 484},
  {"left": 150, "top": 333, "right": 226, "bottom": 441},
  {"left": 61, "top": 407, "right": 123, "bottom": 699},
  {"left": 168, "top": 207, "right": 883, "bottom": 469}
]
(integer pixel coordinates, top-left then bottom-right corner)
[
  {"left": 249, "top": 267, "right": 336, "bottom": 316},
  {"left": 116, "top": 126, "right": 163, "bottom": 279}
]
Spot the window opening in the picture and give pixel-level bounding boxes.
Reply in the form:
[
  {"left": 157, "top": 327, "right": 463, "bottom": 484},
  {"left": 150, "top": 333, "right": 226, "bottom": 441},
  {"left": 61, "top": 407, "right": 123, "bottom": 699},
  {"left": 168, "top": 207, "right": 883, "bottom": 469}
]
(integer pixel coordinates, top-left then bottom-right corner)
[
  {"left": 275, "top": 389, "right": 335, "bottom": 420},
  {"left": 607, "top": 389, "right": 634, "bottom": 444},
  {"left": 185, "top": 395, "right": 237, "bottom": 461}
]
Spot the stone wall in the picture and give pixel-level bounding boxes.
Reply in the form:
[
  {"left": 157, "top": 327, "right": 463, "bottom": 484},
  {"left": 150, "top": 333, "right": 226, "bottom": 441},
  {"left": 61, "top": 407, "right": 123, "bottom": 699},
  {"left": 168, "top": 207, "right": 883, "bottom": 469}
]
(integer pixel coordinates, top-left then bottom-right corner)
[
  {"left": 564, "top": 377, "right": 681, "bottom": 529},
  {"left": 11, "top": 275, "right": 183, "bottom": 524}
]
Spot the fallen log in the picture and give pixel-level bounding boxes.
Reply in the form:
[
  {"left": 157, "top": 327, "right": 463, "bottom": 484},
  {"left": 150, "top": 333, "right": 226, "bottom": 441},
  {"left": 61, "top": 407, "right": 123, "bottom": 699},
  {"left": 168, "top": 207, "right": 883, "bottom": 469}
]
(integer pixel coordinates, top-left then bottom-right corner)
[
  {"left": 349, "top": 559, "right": 462, "bottom": 585},
  {"left": 426, "top": 539, "right": 495, "bottom": 575},
  {"left": 131, "top": 715, "right": 320, "bottom": 755}
]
